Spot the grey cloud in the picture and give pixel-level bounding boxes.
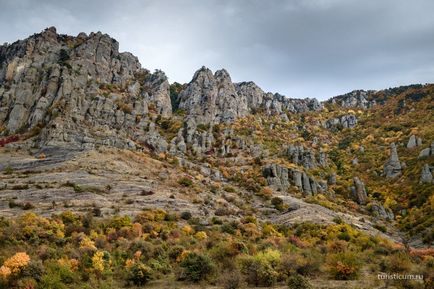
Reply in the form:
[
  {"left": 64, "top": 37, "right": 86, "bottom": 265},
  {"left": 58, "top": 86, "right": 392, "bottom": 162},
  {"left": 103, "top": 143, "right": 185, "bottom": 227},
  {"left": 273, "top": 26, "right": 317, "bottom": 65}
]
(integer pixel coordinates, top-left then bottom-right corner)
[{"left": 0, "top": 0, "right": 433, "bottom": 100}]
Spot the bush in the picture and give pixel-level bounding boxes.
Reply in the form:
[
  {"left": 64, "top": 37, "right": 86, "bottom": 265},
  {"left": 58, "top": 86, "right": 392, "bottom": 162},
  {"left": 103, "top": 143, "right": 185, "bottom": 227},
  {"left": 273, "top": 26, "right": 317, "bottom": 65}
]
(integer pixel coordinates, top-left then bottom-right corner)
[
  {"left": 180, "top": 211, "right": 192, "bottom": 220},
  {"left": 271, "top": 197, "right": 285, "bottom": 211},
  {"left": 287, "top": 274, "right": 312, "bottom": 289},
  {"left": 279, "top": 251, "right": 321, "bottom": 277},
  {"left": 239, "top": 250, "right": 280, "bottom": 287},
  {"left": 326, "top": 252, "right": 362, "bottom": 280},
  {"left": 127, "top": 262, "right": 152, "bottom": 286},
  {"left": 178, "top": 177, "right": 193, "bottom": 187},
  {"left": 180, "top": 252, "right": 214, "bottom": 282},
  {"left": 220, "top": 269, "right": 244, "bottom": 289}
]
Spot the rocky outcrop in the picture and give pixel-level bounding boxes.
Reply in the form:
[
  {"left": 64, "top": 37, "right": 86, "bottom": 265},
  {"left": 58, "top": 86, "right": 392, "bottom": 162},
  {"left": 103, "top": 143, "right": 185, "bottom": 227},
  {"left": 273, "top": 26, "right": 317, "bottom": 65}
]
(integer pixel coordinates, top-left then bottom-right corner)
[
  {"left": 177, "top": 67, "right": 249, "bottom": 124},
  {"left": 407, "top": 135, "right": 422, "bottom": 149},
  {"left": 284, "top": 145, "right": 327, "bottom": 169},
  {"left": 420, "top": 164, "right": 433, "bottom": 184},
  {"left": 325, "top": 114, "right": 358, "bottom": 130},
  {"left": 351, "top": 177, "right": 368, "bottom": 205},
  {"left": 177, "top": 67, "right": 322, "bottom": 125},
  {"left": 383, "top": 143, "right": 402, "bottom": 178},
  {"left": 0, "top": 27, "right": 172, "bottom": 151},
  {"left": 328, "top": 90, "right": 376, "bottom": 109},
  {"left": 418, "top": 141, "right": 434, "bottom": 158},
  {"left": 262, "top": 163, "right": 326, "bottom": 196},
  {"left": 369, "top": 202, "right": 394, "bottom": 221}
]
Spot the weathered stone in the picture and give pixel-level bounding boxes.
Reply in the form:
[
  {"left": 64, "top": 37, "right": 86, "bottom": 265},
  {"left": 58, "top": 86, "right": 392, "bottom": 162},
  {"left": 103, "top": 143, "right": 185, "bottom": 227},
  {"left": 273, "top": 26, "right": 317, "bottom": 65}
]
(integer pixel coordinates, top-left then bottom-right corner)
[
  {"left": 419, "top": 148, "right": 431, "bottom": 158},
  {"left": 383, "top": 143, "right": 402, "bottom": 178},
  {"left": 420, "top": 164, "right": 433, "bottom": 184},
  {"left": 328, "top": 90, "right": 376, "bottom": 109},
  {"left": 325, "top": 114, "right": 358, "bottom": 130},
  {"left": 370, "top": 202, "right": 394, "bottom": 220},
  {"left": 351, "top": 177, "right": 367, "bottom": 205}
]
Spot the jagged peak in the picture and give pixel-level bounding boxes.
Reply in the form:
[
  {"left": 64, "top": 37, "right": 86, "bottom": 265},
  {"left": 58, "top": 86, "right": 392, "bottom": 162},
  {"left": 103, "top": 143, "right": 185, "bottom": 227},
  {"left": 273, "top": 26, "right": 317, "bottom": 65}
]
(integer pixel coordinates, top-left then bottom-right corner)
[
  {"left": 214, "top": 68, "right": 231, "bottom": 80},
  {"left": 191, "top": 66, "right": 213, "bottom": 81}
]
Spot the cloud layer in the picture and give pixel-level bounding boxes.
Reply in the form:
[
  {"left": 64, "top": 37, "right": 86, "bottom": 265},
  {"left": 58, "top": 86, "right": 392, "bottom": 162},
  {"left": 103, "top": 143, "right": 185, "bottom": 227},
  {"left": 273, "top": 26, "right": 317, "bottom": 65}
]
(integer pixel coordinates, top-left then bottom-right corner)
[{"left": 1, "top": 0, "right": 433, "bottom": 100}]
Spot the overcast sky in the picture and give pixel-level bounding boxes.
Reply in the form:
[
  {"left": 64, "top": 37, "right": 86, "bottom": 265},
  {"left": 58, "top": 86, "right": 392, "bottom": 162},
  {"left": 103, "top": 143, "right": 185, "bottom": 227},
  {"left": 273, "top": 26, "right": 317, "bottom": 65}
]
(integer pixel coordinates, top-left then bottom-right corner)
[{"left": 1, "top": 0, "right": 434, "bottom": 100}]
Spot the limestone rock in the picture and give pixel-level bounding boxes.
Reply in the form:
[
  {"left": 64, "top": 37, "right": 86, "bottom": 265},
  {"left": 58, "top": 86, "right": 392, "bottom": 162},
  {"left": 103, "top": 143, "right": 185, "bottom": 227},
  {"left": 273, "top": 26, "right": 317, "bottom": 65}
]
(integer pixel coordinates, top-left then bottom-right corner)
[
  {"left": 407, "top": 135, "right": 422, "bottom": 149},
  {"left": 383, "top": 143, "right": 402, "bottom": 178},
  {"left": 420, "top": 164, "right": 433, "bottom": 184},
  {"left": 351, "top": 177, "right": 367, "bottom": 205},
  {"left": 418, "top": 141, "right": 434, "bottom": 158},
  {"left": 0, "top": 27, "right": 172, "bottom": 151},
  {"left": 325, "top": 114, "right": 358, "bottom": 130},
  {"left": 262, "top": 163, "right": 325, "bottom": 196},
  {"left": 328, "top": 90, "right": 376, "bottom": 109},
  {"left": 370, "top": 202, "right": 394, "bottom": 221},
  {"left": 178, "top": 67, "right": 322, "bottom": 125}
]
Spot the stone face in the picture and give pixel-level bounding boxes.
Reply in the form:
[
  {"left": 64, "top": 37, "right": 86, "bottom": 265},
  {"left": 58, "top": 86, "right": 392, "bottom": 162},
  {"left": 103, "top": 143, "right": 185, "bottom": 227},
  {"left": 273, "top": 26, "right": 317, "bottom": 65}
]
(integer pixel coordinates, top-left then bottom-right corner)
[
  {"left": 0, "top": 27, "right": 172, "bottom": 151},
  {"left": 328, "top": 90, "right": 376, "bottom": 109},
  {"left": 178, "top": 67, "right": 322, "bottom": 125},
  {"left": 325, "top": 114, "right": 358, "bottom": 130},
  {"left": 177, "top": 67, "right": 248, "bottom": 124},
  {"left": 351, "top": 177, "right": 367, "bottom": 205},
  {"left": 383, "top": 143, "right": 402, "bottom": 178},
  {"left": 262, "top": 163, "right": 325, "bottom": 196},
  {"left": 420, "top": 164, "right": 433, "bottom": 184}
]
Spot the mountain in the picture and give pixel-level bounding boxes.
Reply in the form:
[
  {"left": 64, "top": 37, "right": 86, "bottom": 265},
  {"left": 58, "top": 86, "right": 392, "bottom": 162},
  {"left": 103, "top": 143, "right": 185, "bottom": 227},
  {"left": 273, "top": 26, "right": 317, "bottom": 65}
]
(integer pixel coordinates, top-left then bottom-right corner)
[{"left": 0, "top": 28, "right": 433, "bottom": 289}]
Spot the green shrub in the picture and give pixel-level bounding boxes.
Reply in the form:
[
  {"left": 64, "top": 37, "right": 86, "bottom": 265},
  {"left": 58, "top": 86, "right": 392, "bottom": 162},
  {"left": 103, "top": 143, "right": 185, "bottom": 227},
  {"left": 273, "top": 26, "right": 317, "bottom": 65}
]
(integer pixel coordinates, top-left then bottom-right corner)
[
  {"left": 127, "top": 262, "right": 153, "bottom": 286},
  {"left": 180, "top": 252, "right": 214, "bottom": 282},
  {"left": 178, "top": 177, "right": 193, "bottom": 187},
  {"left": 239, "top": 250, "right": 280, "bottom": 287},
  {"left": 180, "top": 211, "right": 192, "bottom": 220},
  {"left": 271, "top": 197, "right": 285, "bottom": 211},
  {"left": 287, "top": 274, "right": 312, "bottom": 289}
]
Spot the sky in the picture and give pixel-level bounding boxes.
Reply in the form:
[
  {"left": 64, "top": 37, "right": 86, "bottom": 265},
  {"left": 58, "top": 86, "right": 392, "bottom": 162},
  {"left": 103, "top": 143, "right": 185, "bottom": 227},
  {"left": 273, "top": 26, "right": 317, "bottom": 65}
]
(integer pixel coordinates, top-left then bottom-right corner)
[{"left": 1, "top": 0, "right": 434, "bottom": 100}]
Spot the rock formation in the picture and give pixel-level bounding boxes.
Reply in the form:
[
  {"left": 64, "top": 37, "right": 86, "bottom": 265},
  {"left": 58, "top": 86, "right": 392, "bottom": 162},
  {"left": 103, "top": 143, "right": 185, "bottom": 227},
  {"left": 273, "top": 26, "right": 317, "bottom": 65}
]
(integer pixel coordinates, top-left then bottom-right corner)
[
  {"left": 383, "top": 143, "right": 402, "bottom": 178},
  {"left": 420, "top": 164, "right": 433, "bottom": 184},
  {"left": 284, "top": 145, "right": 327, "bottom": 169},
  {"left": 418, "top": 141, "right": 434, "bottom": 158},
  {"left": 328, "top": 90, "right": 376, "bottom": 109},
  {"left": 407, "top": 135, "right": 422, "bottom": 149},
  {"left": 351, "top": 177, "right": 368, "bottom": 205},
  {"left": 325, "top": 114, "right": 358, "bottom": 130},
  {"left": 0, "top": 27, "right": 171, "bottom": 151},
  {"left": 262, "top": 163, "right": 327, "bottom": 196}
]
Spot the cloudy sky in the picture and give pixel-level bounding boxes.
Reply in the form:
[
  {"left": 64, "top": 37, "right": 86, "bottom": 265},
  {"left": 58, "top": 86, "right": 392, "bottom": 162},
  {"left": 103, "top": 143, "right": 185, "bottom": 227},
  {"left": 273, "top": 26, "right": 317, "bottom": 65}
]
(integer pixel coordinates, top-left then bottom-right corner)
[{"left": 1, "top": 0, "right": 434, "bottom": 100}]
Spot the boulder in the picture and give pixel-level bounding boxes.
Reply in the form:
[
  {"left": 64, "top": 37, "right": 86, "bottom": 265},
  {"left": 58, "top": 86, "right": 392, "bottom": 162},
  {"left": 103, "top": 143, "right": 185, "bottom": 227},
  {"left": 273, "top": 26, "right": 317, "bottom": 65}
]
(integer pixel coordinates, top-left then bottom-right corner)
[
  {"left": 420, "top": 164, "right": 433, "bottom": 184},
  {"left": 370, "top": 202, "right": 394, "bottom": 221}
]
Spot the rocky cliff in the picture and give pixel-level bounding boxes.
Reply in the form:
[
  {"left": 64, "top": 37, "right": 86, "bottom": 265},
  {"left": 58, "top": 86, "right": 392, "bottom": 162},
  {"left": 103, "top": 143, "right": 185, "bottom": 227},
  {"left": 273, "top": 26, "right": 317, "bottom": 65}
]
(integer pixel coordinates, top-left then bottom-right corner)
[{"left": 0, "top": 28, "right": 433, "bottom": 247}]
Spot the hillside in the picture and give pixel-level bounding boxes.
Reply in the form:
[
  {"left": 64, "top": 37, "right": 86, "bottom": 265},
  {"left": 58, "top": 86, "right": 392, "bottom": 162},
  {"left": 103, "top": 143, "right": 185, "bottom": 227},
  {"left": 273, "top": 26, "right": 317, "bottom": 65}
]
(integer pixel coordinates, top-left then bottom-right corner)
[{"left": 0, "top": 28, "right": 432, "bottom": 289}]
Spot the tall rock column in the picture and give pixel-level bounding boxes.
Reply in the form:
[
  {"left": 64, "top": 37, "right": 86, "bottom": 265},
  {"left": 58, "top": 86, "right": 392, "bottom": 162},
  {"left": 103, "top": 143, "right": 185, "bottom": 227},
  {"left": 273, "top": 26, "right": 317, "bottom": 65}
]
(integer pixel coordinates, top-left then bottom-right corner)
[{"left": 383, "top": 143, "right": 402, "bottom": 178}]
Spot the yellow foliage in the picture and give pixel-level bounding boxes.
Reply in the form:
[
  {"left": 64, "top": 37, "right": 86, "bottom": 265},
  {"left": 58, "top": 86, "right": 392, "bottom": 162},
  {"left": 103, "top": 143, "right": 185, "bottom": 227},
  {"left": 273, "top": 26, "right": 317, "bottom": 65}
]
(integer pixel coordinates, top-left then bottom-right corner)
[
  {"left": 0, "top": 265, "right": 11, "bottom": 280},
  {"left": 3, "top": 252, "right": 30, "bottom": 272},
  {"left": 79, "top": 235, "right": 97, "bottom": 251},
  {"left": 262, "top": 224, "right": 282, "bottom": 237},
  {"left": 92, "top": 251, "right": 105, "bottom": 272},
  {"left": 195, "top": 231, "right": 208, "bottom": 240},
  {"left": 1, "top": 252, "right": 30, "bottom": 276},
  {"left": 134, "top": 251, "right": 142, "bottom": 260},
  {"left": 58, "top": 257, "right": 79, "bottom": 271},
  {"left": 182, "top": 225, "right": 194, "bottom": 235},
  {"left": 125, "top": 258, "right": 135, "bottom": 268}
]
